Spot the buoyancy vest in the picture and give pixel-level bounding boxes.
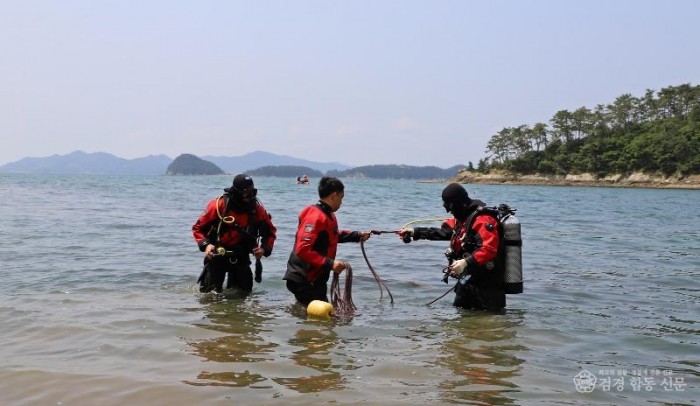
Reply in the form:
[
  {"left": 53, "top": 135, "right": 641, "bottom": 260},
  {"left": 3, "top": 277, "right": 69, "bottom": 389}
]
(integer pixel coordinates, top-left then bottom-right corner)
[
  {"left": 193, "top": 194, "right": 276, "bottom": 262},
  {"left": 445, "top": 203, "right": 504, "bottom": 290},
  {"left": 212, "top": 195, "right": 257, "bottom": 250}
]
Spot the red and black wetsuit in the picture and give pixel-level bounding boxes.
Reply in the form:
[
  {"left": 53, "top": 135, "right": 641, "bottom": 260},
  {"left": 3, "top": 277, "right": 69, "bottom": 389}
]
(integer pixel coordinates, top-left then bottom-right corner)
[
  {"left": 192, "top": 196, "right": 276, "bottom": 293},
  {"left": 413, "top": 199, "right": 505, "bottom": 311},
  {"left": 284, "top": 201, "right": 361, "bottom": 305}
]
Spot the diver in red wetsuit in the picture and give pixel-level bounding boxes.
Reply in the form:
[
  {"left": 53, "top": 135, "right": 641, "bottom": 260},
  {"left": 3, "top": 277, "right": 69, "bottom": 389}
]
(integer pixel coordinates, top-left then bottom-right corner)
[
  {"left": 192, "top": 174, "right": 276, "bottom": 293},
  {"left": 400, "top": 183, "right": 506, "bottom": 311},
  {"left": 284, "top": 176, "right": 371, "bottom": 305}
]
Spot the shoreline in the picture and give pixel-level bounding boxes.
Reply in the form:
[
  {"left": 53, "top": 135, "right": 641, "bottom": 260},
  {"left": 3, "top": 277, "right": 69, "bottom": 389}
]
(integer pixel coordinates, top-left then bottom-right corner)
[{"left": 447, "top": 171, "right": 700, "bottom": 190}]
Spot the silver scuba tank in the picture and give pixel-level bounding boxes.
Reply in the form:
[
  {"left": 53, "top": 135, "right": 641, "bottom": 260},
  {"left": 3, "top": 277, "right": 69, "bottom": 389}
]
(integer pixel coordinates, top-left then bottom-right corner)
[{"left": 501, "top": 213, "right": 523, "bottom": 294}]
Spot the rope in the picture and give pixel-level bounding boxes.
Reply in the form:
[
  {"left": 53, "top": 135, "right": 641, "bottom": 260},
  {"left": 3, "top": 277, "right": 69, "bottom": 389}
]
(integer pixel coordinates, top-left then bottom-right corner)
[
  {"left": 361, "top": 239, "right": 394, "bottom": 304},
  {"left": 330, "top": 263, "right": 356, "bottom": 317},
  {"left": 363, "top": 219, "right": 451, "bottom": 307},
  {"left": 214, "top": 195, "right": 235, "bottom": 242},
  {"left": 364, "top": 219, "right": 447, "bottom": 305},
  {"left": 401, "top": 217, "right": 450, "bottom": 228},
  {"left": 396, "top": 218, "right": 454, "bottom": 305}
]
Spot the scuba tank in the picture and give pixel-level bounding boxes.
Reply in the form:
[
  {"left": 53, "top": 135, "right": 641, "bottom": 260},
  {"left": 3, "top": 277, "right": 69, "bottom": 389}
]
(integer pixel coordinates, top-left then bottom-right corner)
[{"left": 498, "top": 204, "right": 523, "bottom": 294}]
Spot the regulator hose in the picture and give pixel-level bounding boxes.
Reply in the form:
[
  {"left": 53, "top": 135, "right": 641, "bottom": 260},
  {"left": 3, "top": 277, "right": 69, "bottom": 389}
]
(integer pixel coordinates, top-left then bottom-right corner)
[
  {"left": 426, "top": 280, "right": 456, "bottom": 306},
  {"left": 401, "top": 217, "right": 450, "bottom": 228}
]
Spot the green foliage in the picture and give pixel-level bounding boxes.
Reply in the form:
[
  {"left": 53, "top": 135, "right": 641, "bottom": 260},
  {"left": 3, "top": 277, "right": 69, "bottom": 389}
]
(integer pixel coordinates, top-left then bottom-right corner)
[{"left": 483, "top": 83, "right": 700, "bottom": 177}]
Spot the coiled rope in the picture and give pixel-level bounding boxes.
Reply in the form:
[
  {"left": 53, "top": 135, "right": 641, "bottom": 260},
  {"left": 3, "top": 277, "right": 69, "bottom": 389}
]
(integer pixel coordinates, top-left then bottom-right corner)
[
  {"left": 332, "top": 218, "right": 452, "bottom": 312},
  {"left": 330, "top": 263, "right": 356, "bottom": 317}
]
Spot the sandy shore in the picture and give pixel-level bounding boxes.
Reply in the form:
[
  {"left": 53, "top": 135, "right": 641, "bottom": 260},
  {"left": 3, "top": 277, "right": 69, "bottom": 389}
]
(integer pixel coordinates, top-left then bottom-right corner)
[{"left": 448, "top": 171, "right": 700, "bottom": 190}]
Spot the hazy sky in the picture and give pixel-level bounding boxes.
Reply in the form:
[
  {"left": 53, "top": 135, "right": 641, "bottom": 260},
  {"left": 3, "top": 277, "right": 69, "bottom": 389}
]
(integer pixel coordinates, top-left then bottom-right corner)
[{"left": 1, "top": 1, "right": 698, "bottom": 167}]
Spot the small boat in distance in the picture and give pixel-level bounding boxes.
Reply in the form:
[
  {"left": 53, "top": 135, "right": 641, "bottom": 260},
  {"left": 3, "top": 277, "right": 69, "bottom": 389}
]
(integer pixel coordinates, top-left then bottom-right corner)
[{"left": 296, "top": 175, "right": 310, "bottom": 185}]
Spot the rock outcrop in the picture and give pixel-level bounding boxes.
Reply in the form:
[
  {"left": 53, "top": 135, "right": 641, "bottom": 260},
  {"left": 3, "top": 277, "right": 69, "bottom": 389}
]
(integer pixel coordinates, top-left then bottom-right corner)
[
  {"left": 165, "top": 154, "right": 225, "bottom": 175},
  {"left": 452, "top": 170, "right": 700, "bottom": 189}
]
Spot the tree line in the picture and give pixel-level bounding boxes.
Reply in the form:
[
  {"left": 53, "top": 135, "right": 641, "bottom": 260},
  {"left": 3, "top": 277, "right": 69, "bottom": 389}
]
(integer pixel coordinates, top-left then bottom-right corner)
[{"left": 479, "top": 83, "right": 700, "bottom": 176}]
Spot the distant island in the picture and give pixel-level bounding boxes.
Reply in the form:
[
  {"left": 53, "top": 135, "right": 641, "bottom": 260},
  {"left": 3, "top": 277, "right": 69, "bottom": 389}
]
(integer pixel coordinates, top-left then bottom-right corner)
[
  {"left": 3, "top": 83, "right": 697, "bottom": 188},
  {"left": 328, "top": 164, "right": 466, "bottom": 180},
  {"left": 0, "top": 150, "right": 350, "bottom": 176},
  {"left": 0, "top": 150, "right": 465, "bottom": 180},
  {"left": 248, "top": 165, "right": 324, "bottom": 178},
  {"left": 165, "top": 154, "right": 225, "bottom": 175},
  {"left": 248, "top": 164, "right": 466, "bottom": 180},
  {"left": 0, "top": 151, "right": 172, "bottom": 175}
]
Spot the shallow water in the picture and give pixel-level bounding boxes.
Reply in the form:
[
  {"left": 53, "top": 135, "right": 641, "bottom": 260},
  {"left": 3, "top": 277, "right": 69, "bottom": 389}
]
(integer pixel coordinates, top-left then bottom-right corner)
[{"left": 0, "top": 174, "right": 698, "bottom": 405}]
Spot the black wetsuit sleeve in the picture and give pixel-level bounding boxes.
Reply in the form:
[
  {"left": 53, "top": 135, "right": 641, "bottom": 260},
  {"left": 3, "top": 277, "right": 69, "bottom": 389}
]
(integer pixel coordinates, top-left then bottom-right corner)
[
  {"left": 413, "top": 226, "right": 451, "bottom": 241},
  {"left": 339, "top": 230, "right": 361, "bottom": 243}
]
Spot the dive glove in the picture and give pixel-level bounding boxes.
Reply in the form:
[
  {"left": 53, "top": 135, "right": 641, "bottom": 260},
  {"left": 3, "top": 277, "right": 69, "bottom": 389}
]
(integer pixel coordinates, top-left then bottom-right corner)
[
  {"left": 399, "top": 228, "right": 414, "bottom": 243},
  {"left": 449, "top": 258, "right": 468, "bottom": 276}
]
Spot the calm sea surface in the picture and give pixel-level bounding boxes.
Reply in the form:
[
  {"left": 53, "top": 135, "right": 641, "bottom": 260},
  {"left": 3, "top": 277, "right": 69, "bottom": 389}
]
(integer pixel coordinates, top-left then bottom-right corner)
[{"left": 0, "top": 174, "right": 698, "bottom": 405}]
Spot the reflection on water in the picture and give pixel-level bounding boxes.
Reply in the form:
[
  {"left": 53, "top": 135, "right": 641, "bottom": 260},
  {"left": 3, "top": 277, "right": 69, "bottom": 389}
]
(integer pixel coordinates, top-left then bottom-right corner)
[
  {"left": 435, "top": 311, "right": 526, "bottom": 405},
  {"left": 185, "top": 294, "right": 356, "bottom": 394},
  {"left": 185, "top": 293, "right": 277, "bottom": 388},
  {"left": 184, "top": 290, "right": 530, "bottom": 402},
  {"left": 273, "top": 326, "right": 347, "bottom": 393}
]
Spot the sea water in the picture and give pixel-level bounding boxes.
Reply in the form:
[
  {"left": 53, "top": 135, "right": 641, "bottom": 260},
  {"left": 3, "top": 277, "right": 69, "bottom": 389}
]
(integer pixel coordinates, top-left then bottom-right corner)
[{"left": 0, "top": 173, "right": 697, "bottom": 405}]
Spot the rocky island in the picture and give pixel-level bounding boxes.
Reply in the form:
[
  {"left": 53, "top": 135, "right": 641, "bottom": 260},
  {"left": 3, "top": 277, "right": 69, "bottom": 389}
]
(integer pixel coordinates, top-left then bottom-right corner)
[{"left": 165, "top": 154, "right": 225, "bottom": 175}]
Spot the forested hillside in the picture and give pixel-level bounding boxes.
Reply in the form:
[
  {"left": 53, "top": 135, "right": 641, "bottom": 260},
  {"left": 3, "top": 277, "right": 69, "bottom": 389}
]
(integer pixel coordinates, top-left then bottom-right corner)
[{"left": 479, "top": 83, "right": 699, "bottom": 177}]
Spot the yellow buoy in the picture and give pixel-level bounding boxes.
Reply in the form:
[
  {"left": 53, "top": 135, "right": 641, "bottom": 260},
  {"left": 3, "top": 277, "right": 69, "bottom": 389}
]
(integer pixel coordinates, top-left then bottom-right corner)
[{"left": 307, "top": 300, "right": 335, "bottom": 320}]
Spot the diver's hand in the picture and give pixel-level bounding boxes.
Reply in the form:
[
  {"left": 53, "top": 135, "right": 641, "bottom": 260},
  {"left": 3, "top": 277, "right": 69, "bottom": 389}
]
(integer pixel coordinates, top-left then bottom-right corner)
[
  {"left": 358, "top": 231, "right": 371, "bottom": 242},
  {"left": 398, "top": 228, "right": 414, "bottom": 243},
  {"left": 204, "top": 244, "right": 215, "bottom": 259},
  {"left": 252, "top": 246, "right": 264, "bottom": 259},
  {"left": 449, "top": 258, "right": 468, "bottom": 277},
  {"left": 332, "top": 260, "right": 349, "bottom": 274}
]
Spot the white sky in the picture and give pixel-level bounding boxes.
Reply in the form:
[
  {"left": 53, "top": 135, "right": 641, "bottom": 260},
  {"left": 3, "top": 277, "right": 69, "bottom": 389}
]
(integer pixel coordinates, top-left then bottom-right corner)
[{"left": 1, "top": 0, "right": 698, "bottom": 167}]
